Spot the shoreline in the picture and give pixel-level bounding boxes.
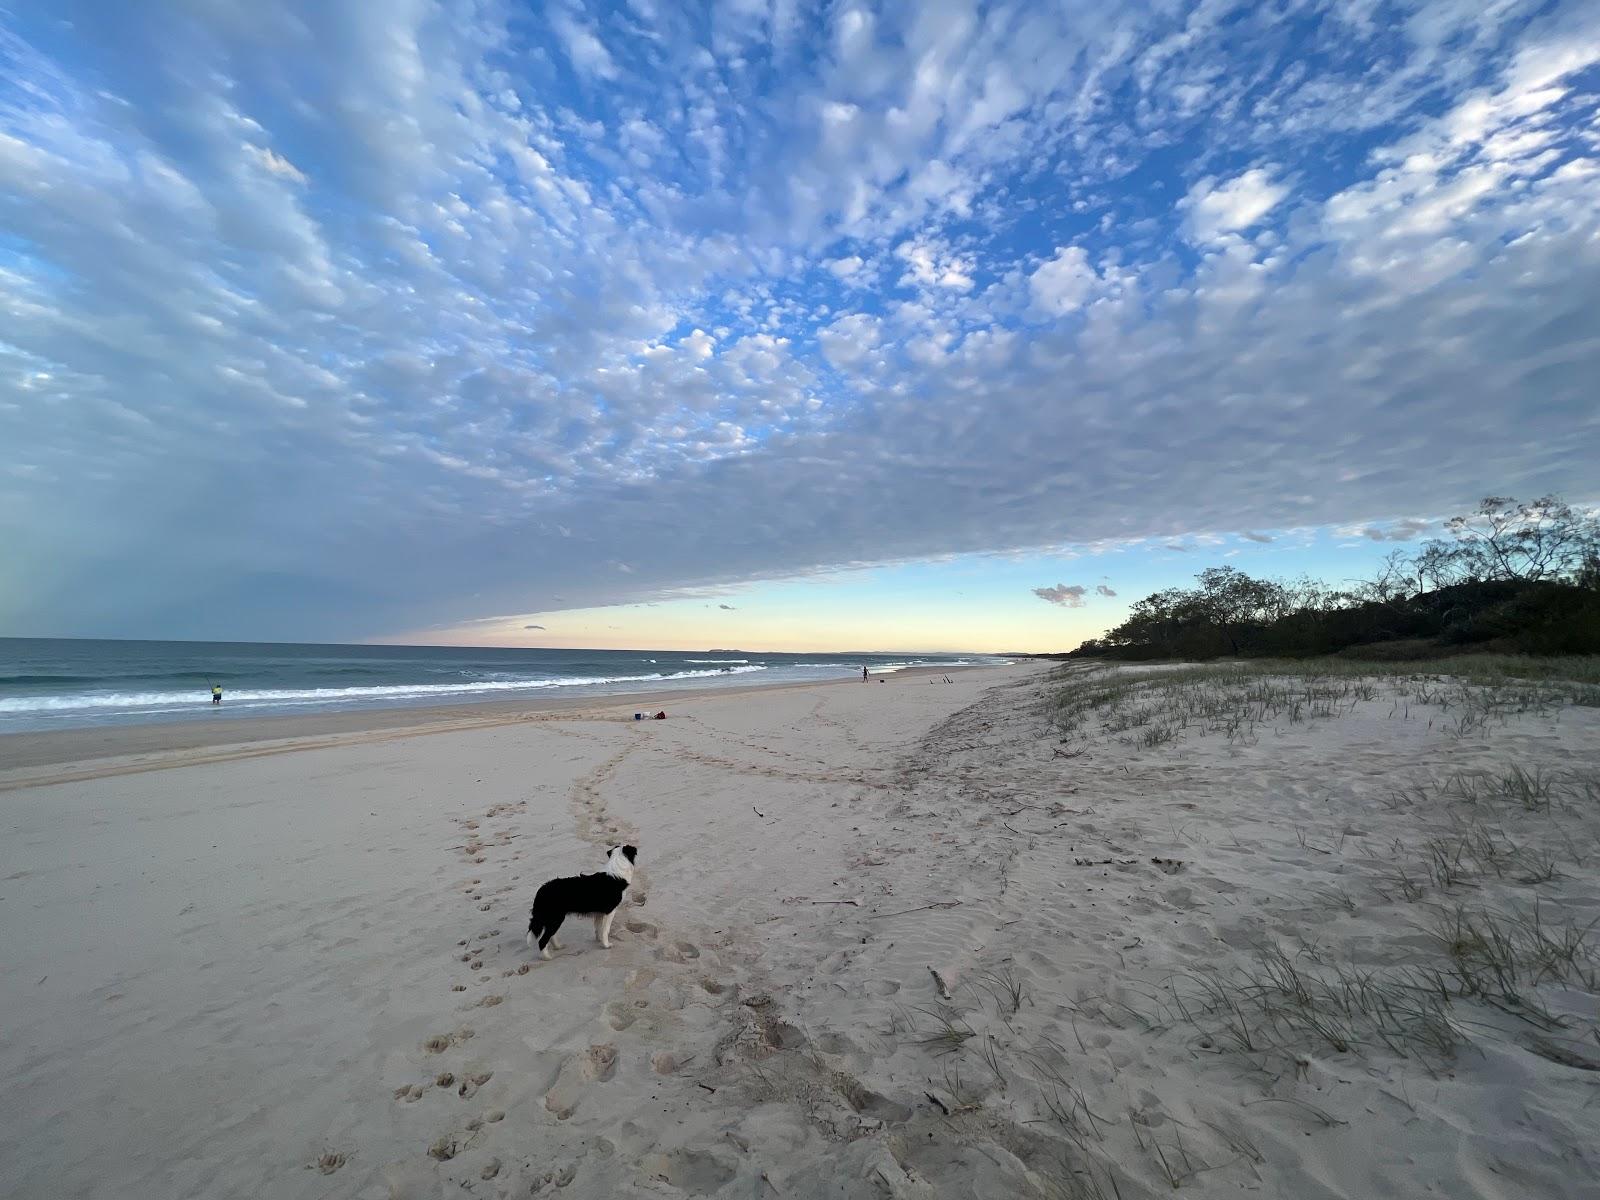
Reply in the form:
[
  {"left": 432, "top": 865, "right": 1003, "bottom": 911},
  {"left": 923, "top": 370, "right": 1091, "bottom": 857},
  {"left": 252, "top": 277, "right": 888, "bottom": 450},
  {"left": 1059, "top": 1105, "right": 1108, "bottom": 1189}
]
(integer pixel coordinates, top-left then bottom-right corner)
[{"left": 0, "top": 663, "right": 988, "bottom": 784}]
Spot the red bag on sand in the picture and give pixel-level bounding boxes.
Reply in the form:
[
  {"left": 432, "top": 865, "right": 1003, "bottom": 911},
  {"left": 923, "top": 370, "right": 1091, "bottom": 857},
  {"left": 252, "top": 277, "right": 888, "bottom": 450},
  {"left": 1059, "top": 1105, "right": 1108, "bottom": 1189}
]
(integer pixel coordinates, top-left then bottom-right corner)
[{"left": 654, "top": 711, "right": 667, "bottom": 720}]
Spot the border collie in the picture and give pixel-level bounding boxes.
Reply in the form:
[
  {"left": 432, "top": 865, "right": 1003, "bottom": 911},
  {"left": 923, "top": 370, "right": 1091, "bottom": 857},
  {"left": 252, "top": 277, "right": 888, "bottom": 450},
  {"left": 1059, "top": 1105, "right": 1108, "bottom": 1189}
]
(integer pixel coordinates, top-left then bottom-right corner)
[{"left": 526, "top": 845, "right": 637, "bottom": 959}]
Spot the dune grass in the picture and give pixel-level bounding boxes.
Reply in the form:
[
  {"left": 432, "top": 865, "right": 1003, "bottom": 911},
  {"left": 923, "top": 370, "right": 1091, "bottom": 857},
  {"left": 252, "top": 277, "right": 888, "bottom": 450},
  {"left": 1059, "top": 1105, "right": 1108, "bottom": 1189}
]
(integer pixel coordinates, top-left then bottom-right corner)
[{"left": 1052, "top": 656, "right": 1600, "bottom": 749}]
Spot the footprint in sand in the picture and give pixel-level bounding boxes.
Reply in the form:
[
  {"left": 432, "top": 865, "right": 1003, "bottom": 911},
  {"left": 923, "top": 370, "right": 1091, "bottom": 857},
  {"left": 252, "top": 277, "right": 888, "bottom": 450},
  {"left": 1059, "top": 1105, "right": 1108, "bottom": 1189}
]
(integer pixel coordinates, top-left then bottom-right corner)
[
  {"left": 865, "top": 980, "right": 901, "bottom": 997},
  {"left": 312, "top": 1151, "right": 347, "bottom": 1174},
  {"left": 435, "top": 1072, "right": 455, "bottom": 1088},
  {"left": 394, "top": 1083, "right": 427, "bottom": 1102},
  {"left": 423, "top": 1028, "right": 475, "bottom": 1054},
  {"left": 531, "top": 1165, "right": 578, "bottom": 1192},
  {"left": 458, "top": 1070, "right": 493, "bottom": 1099},
  {"left": 476, "top": 994, "right": 504, "bottom": 1008},
  {"left": 625, "top": 918, "right": 658, "bottom": 940},
  {"left": 604, "top": 1001, "right": 638, "bottom": 1030},
  {"left": 478, "top": 903, "right": 493, "bottom": 912},
  {"left": 650, "top": 1051, "right": 681, "bottom": 1075},
  {"left": 640, "top": 1147, "right": 736, "bottom": 1193},
  {"left": 660, "top": 941, "right": 700, "bottom": 962},
  {"left": 543, "top": 1044, "right": 617, "bottom": 1120},
  {"left": 700, "top": 978, "right": 726, "bottom": 995},
  {"left": 451, "top": 984, "right": 467, "bottom": 992},
  {"left": 626, "top": 968, "right": 656, "bottom": 992},
  {"left": 480, "top": 1158, "right": 501, "bottom": 1181}
]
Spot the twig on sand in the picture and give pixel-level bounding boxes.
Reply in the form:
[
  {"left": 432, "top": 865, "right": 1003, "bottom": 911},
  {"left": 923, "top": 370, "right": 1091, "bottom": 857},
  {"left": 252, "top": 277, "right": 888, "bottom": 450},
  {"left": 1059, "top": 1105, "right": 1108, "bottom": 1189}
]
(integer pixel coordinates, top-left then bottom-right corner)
[
  {"left": 870, "top": 901, "right": 963, "bottom": 919},
  {"left": 809, "top": 899, "right": 861, "bottom": 906},
  {"left": 929, "top": 966, "right": 954, "bottom": 999},
  {"left": 925, "top": 1091, "right": 951, "bottom": 1115},
  {"left": 753, "top": 806, "right": 766, "bottom": 818}
]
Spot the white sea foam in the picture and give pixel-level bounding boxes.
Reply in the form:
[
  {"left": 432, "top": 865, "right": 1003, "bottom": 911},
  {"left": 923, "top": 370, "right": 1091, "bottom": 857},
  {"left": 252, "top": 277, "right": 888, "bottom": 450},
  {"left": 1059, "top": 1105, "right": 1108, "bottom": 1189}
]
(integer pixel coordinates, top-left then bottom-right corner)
[{"left": 0, "top": 665, "right": 767, "bottom": 716}]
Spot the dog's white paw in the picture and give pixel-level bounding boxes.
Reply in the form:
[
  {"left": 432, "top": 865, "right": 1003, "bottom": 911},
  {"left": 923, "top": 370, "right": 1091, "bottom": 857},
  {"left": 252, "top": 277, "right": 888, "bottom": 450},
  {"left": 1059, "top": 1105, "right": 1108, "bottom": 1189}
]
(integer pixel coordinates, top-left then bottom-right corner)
[{"left": 540, "top": 946, "right": 553, "bottom": 960}]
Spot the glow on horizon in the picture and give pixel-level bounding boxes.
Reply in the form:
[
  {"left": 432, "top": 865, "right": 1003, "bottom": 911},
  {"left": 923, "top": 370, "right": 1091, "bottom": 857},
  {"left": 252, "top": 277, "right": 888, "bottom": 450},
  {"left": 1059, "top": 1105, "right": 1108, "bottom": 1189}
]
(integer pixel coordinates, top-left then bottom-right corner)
[
  {"left": 371, "top": 603, "right": 1089, "bottom": 655},
  {"left": 371, "top": 519, "right": 1473, "bottom": 653}
]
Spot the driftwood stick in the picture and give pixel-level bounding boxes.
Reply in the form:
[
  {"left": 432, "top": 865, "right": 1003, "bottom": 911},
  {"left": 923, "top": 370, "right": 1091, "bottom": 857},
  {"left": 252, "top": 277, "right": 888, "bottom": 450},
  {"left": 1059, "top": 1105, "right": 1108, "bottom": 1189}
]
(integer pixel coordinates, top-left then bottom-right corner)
[{"left": 868, "top": 900, "right": 963, "bottom": 919}]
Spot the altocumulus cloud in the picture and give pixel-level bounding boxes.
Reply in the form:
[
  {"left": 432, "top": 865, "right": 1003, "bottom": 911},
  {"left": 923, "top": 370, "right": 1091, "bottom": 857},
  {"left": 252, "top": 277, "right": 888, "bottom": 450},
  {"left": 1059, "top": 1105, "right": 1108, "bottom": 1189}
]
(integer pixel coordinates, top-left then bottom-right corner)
[
  {"left": 1, "top": 1, "right": 1597, "bottom": 639},
  {"left": 1034, "top": 585, "right": 1089, "bottom": 608}
]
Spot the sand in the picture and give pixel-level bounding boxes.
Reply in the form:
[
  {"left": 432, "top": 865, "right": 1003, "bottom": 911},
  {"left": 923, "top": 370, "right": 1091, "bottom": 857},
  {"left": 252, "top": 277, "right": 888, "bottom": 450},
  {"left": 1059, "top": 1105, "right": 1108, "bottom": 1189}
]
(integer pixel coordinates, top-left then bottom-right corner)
[{"left": 2, "top": 661, "right": 1597, "bottom": 1199}]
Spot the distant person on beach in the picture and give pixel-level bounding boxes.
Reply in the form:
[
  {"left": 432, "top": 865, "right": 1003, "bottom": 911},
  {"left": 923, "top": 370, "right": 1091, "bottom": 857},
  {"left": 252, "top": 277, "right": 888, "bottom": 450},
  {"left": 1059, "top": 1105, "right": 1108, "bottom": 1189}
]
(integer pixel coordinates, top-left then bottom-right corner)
[
  {"left": 862, "top": 666, "right": 868, "bottom": 682},
  {"left": 211, "top": 684, "right": 222, "bottom": 706}
]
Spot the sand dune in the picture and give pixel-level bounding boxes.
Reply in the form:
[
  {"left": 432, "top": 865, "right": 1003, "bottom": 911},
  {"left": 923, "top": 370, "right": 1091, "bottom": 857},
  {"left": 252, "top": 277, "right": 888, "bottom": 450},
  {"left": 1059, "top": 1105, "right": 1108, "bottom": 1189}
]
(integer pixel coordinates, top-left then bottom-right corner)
[{"left": 3, "top": 660, "right": 1597, "bottom": 1198}]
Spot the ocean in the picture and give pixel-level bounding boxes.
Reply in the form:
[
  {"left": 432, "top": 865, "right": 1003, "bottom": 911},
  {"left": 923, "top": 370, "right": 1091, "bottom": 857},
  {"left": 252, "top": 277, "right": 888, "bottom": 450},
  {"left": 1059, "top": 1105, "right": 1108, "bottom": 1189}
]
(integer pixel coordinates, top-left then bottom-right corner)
[{"left": 0, "top": 639, "right": 1001, "bottom": 734}]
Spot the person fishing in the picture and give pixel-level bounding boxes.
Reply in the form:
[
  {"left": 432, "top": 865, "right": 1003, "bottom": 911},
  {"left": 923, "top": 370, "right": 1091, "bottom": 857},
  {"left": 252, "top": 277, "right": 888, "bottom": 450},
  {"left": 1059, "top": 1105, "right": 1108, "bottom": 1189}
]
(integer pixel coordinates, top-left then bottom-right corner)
[{"left": 211, "top": 683, "right": 223, "bottom": 706}]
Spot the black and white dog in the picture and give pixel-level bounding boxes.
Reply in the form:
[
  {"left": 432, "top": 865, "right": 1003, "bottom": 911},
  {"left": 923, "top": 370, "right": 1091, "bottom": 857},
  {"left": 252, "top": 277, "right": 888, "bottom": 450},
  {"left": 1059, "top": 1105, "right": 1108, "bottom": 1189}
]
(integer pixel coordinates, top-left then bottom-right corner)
[{"left": 526, "top": 844, "right": 637, "bottom": 959}]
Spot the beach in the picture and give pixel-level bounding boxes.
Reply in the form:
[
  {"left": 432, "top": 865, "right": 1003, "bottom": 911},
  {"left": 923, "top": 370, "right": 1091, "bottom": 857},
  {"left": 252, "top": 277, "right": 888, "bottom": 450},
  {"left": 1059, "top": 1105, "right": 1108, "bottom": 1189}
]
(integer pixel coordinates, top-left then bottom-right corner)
[{"left": 4, "top": 660, "right": 1598, "bottom": 1199}]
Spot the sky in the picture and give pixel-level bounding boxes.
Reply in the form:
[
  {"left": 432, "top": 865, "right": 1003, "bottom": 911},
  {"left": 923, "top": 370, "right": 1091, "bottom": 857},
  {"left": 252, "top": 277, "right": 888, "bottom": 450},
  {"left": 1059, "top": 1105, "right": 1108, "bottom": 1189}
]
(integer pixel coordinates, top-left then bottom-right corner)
[{"left": 1, "top": 0, "right": 1597, "bottom": 653}]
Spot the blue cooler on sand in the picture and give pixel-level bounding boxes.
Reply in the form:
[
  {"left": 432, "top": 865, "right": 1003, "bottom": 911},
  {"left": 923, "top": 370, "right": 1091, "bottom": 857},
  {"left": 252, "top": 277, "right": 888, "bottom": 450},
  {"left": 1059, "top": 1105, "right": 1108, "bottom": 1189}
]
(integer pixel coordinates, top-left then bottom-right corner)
[{"left": 634, "top": 712, "right": 643, "bottom": 720}]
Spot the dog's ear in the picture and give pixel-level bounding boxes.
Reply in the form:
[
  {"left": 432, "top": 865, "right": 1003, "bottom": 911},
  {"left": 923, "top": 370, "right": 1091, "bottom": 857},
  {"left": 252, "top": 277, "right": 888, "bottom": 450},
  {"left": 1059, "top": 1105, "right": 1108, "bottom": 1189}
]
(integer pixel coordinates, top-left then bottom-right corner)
[{"left": 622, "top": 845, "right": 638, "bottom": 863}]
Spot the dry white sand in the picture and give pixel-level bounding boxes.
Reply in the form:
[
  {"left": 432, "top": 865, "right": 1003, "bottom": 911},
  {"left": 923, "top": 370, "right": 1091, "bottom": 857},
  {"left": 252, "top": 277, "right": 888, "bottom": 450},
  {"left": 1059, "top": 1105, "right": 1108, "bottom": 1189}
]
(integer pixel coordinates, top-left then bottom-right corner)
[{"left": 2, "top": 660, "right": 1597, "bottom": 1199}]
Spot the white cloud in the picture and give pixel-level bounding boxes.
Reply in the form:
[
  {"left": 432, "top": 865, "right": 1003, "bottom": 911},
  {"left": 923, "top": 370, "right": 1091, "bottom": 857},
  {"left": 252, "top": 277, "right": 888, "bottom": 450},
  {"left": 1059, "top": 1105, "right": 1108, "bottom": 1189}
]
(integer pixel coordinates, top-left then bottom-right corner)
[
  {"left": 551, "top": 10, "right": 620, "bottom": 80},
  {"left": 1345, "top": 517, "right": 1435, "bottom": 542},
  {"left": 1034, "top": 584, "right": 1089, "bottom": 607},
  {"left": 895, "top": 238, "right": 974, "bottom": 292},
  {"left": 681, "top": 328, "right": 716, "bottom": 360},
  {"left": 1182, "top": 169, "right": 1289, "bottom": 242},
  {"left": 0, "top": 0, "right": 1595, "bottom": 642},
  {"left": 1029, "top": 246, "right": 1099, "bottom": 317},
  {"left": 248, "top": 145, "right": 306, "bottom": 184},
  {"left": 817, "top": 313, "right": 880, "bottom": 369}
]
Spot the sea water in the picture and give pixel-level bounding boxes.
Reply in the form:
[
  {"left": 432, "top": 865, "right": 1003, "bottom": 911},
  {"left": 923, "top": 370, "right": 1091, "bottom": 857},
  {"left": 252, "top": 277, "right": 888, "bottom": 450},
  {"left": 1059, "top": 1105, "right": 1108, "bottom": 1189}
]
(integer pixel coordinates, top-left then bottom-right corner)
[{"left": 0, "top": 639, "right": 1000, "bottom": 733}]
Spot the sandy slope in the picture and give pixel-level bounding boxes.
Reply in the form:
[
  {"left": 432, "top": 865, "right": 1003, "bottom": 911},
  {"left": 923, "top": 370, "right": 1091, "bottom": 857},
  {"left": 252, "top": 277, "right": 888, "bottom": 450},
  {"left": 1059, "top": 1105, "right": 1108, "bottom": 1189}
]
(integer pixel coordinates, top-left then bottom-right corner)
[{"left": 3, "top": 660, "right": 1598, "bottom": 1199}]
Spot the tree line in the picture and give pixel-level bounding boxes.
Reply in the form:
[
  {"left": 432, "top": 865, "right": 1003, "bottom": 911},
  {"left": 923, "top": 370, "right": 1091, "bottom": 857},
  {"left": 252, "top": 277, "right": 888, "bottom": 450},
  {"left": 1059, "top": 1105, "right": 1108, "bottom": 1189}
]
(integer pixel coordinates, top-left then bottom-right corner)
[{"left": 1070, "top": 496, "right": 1600, "bottom": 661}]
